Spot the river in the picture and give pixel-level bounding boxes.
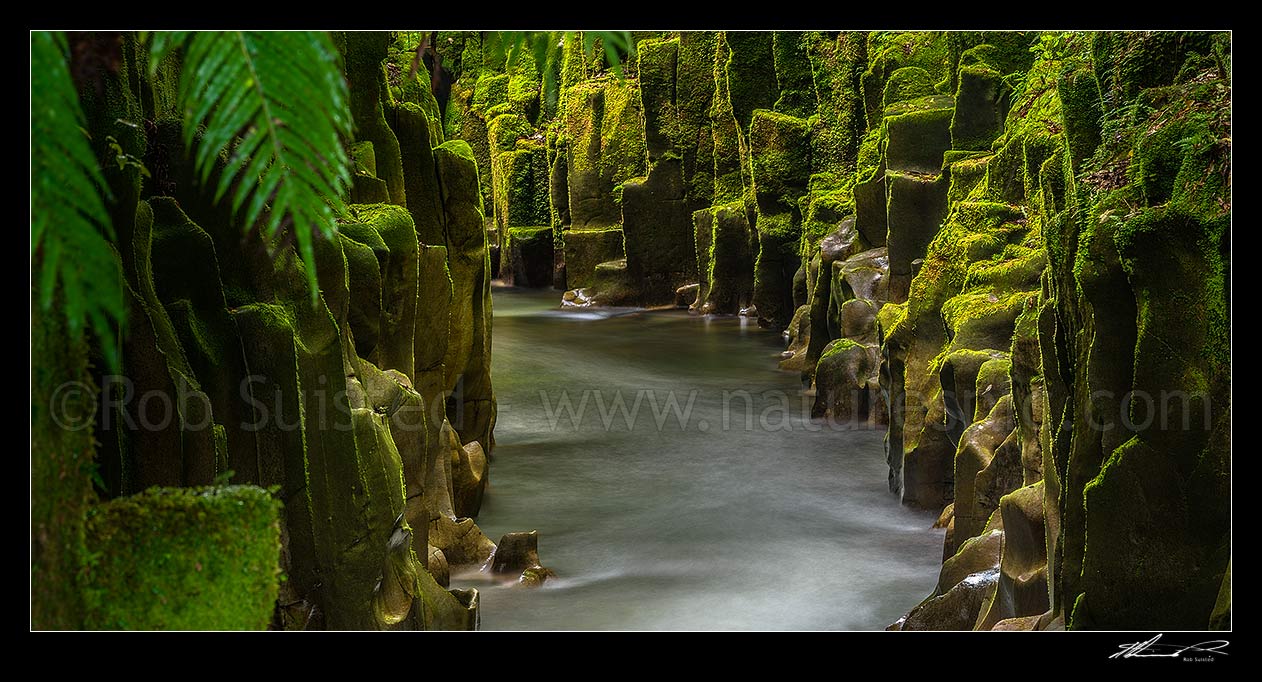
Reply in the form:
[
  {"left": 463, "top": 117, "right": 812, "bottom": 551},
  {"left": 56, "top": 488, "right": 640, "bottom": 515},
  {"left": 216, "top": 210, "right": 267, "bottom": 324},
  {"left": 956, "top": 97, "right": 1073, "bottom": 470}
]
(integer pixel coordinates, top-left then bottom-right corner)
[{"left": 451, "top": 285, "right": 944, "bottom": 630}]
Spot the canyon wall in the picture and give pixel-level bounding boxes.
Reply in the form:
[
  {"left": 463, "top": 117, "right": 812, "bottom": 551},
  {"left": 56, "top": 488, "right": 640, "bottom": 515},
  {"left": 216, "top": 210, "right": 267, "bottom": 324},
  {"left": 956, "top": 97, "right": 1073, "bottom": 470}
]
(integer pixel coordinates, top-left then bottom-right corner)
[
  {"left": 445, "top": 30, "right": 1231, "bottom": 630},
  {"left": 33, "top": 31, "right": 540, "bottom": 630}
]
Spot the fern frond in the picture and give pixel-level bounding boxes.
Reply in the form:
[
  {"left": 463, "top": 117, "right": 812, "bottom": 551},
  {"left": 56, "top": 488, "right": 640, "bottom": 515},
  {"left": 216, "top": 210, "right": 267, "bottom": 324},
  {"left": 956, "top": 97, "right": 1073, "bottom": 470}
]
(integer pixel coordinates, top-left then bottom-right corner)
[
  {"left": 159, "top": 31, "right": 352, "bottom": 303},
  {"left": 31, "top": 31, "right": 125, "bottom": 370}
]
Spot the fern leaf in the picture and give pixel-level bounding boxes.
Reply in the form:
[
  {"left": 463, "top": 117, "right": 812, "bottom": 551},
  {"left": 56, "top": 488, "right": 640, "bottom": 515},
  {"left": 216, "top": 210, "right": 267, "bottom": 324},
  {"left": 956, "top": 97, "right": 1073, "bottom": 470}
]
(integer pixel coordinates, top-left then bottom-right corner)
[
  {"left": 165, "top": 31, "right": 352, "bottom": 303},
  {"left": 31, "top": 30, "right": 125, "bottom": 370}
]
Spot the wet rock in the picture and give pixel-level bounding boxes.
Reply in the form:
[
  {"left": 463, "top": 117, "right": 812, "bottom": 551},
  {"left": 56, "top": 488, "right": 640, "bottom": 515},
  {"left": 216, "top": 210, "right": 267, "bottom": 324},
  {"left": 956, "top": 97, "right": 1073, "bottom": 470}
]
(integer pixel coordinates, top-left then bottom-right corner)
[
  {"left": 589, "top": 259, "right": 639, "bottom": 306},
  {"left": 901, "top": 569, "right": 999, "bottom": 631},
  {"left": 978, "top": 482, "right": 1049, "bottom": 629},
  {"left": 839, "top": 298, "right": 880, "bottom": 344},
  {"left": 675, "top": 283, "right": 700, "bottom": 308},
  {"left": 812, "top": 339, "right": 883, "bottom": 425},
  {"left": 428, "top": 545, "right": 450, "bottom": 588},
  {"left": 975, "top": 428, "right": 1024, "bottom": 526},
  {"left": 492, "top": 530, "right": 556, "bottom": 588},
  {"left": 954, "top": 395, "right": 1015, "bottom": 546},
  {"left": 885, "top": 171, "right": 949, "bottom": 303},
  {"left": 939, "top": 349, "right": 1003, "bottom": 446},
  {"left": 750, "top": 110, "right": 811, "bottom": 330},
  {"left": 561, "top": 287, "right": 595, "bottom": 308},
  {"left": 819, "top": 217, "right": 864, "bottom": 266},
  {"left": 837, "top": 247, "right": 890, "bottom": 303},
  {"left": 446, "top": 420, "right": 488, "bottom": 519},
  {"left": 778, "top": 304, "right": 812, "bottom": 373},
  {"left": 939, "top": 528, "right": 1004, "bottom": 595},
  {"left": 429, "top": 515, "right": 495, "bottom": 569},
  {"left": 991, "top": 615, "right": 1041, "bottom": 631}
]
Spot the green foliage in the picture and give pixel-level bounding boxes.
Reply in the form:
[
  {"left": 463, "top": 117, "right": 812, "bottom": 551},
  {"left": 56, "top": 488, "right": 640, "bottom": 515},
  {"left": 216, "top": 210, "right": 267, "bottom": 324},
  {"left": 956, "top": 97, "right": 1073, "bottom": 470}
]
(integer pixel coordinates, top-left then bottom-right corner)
[
  {"left": 490, "top": 31, "right": 634, "bottom": 112},
  {"left": 149, "top": 31, "right": 353, "bottom": 304},
  {"left": 30, "top": 31, "right": 125, "bottom": 370}
]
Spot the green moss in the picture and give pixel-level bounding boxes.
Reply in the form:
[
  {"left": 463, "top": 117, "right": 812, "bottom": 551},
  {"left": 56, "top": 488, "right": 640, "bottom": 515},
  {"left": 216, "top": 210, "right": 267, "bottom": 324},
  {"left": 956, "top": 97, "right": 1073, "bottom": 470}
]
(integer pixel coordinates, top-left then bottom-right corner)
[
  {"left": 1039, "top": 149, "right": 1067, "bottom": 216},
  {"left": 878, "top": 301, "right": 907, "bottom": 336},
  {"left": 487, "top": 112, "right": 533, "bottom": 152},
  {"left": 820, "top": 336, "right": 865, "bottom": 360},
  {"left": 862, "top": 32, "right": 950, "bottom": 125},
  {"left": 563, "top": 78, "right": 647, "bottom": 229},
  {"left": 808, "top": 32, "right": 868, "bottom": 176},
  {"left": 506, "top": 52, "right": 542, "bottom": 123},
  {"left": 697, "top": 201, "right": 756, "bottom": 314},
  {"left": 1022, "top": 133, "right": 1060, "bottom": 200},
  {"left": 384, "top": 44, "right": 444, "bottom": 147},
  {"left": 637, "top": 37, "right": 680, "bottom": 162},
  {"left": 491, "top": 143, "right": 551, "bottom": 232},
  {"left": 941, "top": 289, "right": 1035, "bottom": 348},
  {"left": 31, "top": 287, "right": 97, "bottom": 629},
  {"left": 709, "top": 36, "right": 745, "bottom": 206},
  {"left": 350, "top": 141, "right": 378, "bottom": 176},
  {"left": 951, "top": 64, "right": 1005, "bottom": 151},
  {"left": 882, "top": 96, "right": 954, "bottom": 174},
  {"left": 724, "top": 32, "right": 779, "bottom": 131},
  {"left": 966, "top": 243, "right": 1047, "bottom": 290},
  {"left": 985, "top": 133, "right": 1026, "bottom": 204},
  {"left": 83, "top": 486, "right": 281, "bottom": 630},
  {"left": 903, "top": 201, "right": 1024, "bottom": 326},
  {"left": 856, "top": 128, "right": 884, "bottom": 182},
  {"left": 947, "top": 154, "right": 991, "bottom": 205},
  {"left": 773, "top": 32, "right": 817, "bottom": 117},
  {"left": 471, "top": 73, "right": 511, "bottom": 113},
  {"left": 801, "top": 185, "right": 856, "bottom": 252},
  {"left": 342, "top": 32, "right": 407, "bottom": 207},
  {"left": 1093, "top": 31, "right": 1215, "bottom": 108},
  {"left": 1056, "top": 63, "right": 1104, "bottom": 173},
  {"left": 676, "top": 32, "right": 719, "bottom": 212},
  {"left": 882, "top": 67, "right": 936, "bottom": 107},
  {"left": 750, "top": 110, "right": 812, "bottom": 211}
]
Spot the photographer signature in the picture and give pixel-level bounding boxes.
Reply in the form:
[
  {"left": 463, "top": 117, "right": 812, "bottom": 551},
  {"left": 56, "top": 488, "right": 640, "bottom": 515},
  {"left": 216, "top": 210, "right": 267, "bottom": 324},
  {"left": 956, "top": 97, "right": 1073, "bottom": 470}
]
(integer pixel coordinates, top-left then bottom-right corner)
[{"left": 1111, "top": 634, "right": 1229, "bottom": 660}]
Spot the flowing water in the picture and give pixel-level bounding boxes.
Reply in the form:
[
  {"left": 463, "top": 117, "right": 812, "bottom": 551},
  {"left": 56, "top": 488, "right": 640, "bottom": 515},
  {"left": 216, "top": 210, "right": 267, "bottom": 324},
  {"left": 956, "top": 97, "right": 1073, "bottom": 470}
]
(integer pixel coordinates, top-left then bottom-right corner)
[{"left": 452, "top": 286, "right": 944, "bottom": 630}]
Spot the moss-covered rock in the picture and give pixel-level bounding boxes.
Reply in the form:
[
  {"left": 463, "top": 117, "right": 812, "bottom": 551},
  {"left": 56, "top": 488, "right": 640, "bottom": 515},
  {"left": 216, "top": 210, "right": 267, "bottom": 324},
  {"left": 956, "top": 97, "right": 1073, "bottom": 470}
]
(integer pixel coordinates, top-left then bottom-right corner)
[
  {"left": 882, "top": 67, "right": 936, "bottom": 108},
  {"left": 885, "top": 171, "right": 950, "bottom": 303},
  {"left": 83, "top": 486, "right": 281, "bottom": 630},
  {"left": 812, "top": 338, "right": 884, "bottom": 425},
  {"left": 951, "top": 62, "right": 1006, "bottom": 151},
  {"left": 862, "top": 32, "right": 951, "bottom": 127},
  {"left": 501, "top": 226, "right": 554, "bottom": 287},
  {"left": 563, "top": 228, "right": 625, "bottom": 290},
  {"left": 807, "top": 32, "right": 868, "bottom": 179},
  {"left": 342, "top": 32, "right": 407, "bottom": 207},
  {"left": 750, "top": 110, "right": 812, "bottom": 329},
  {"left": 724, "top": 32, "right": 779, "bottom": 132},
  {"left": 622, "top": 158, "right": 698, "bottom": 304},
  {"left": 491, "top": 139, "right": 551, "bottom": 234},
  {"left": 563, "top": 78, "right": 647, "bottom": 230},
  {"left": 772, "top": 32, "right": 817, "bottom": 118},
  {"left": 695, "top": 202, "right": 755, "bottom": 315},
  {"left": 883, "top": 95, "right": 954, "bottom": 174}
]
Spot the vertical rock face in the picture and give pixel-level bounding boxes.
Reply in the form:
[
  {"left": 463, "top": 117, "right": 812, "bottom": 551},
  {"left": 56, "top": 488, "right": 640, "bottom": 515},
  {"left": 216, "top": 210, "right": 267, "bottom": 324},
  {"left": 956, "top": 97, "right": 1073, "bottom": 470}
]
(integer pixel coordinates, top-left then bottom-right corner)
[
  {"left": 435, "top": 31, "right": 1229, "bottom": 633},
  {"left": 57, "top": 32, "right": 543, "bottom": 631}
]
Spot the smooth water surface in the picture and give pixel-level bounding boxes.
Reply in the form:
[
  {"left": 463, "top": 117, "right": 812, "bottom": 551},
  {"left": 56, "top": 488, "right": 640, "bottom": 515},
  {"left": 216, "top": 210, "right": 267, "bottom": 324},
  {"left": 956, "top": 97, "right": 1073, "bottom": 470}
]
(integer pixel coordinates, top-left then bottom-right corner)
[{"left": 452, "top": 286, "right": 943, "bottom": 630}]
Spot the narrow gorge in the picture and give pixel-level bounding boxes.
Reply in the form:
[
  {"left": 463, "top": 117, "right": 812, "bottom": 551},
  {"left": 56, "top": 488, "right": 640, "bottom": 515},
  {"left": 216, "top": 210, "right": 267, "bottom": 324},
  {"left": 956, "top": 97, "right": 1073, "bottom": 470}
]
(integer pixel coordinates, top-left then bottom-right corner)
[{"left": 30, "top": 29, "right": 1231, "bottom": 633}]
